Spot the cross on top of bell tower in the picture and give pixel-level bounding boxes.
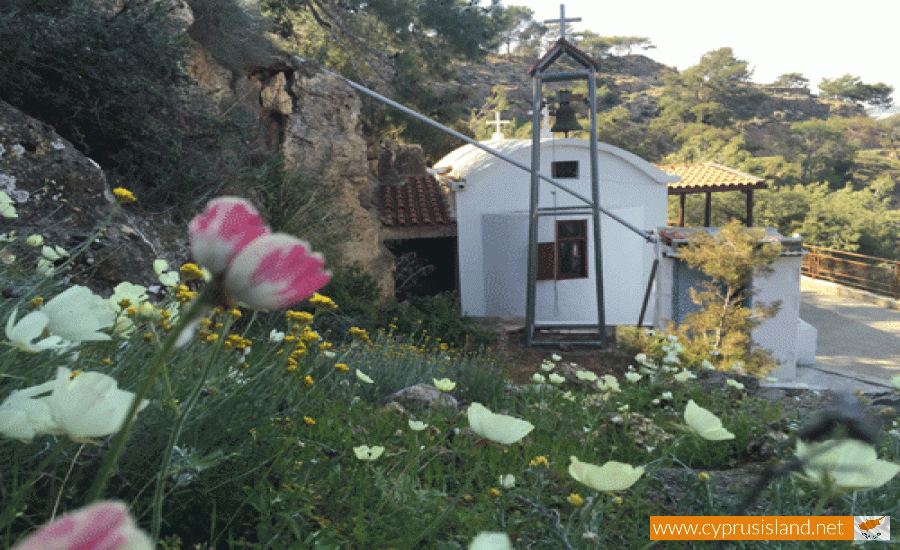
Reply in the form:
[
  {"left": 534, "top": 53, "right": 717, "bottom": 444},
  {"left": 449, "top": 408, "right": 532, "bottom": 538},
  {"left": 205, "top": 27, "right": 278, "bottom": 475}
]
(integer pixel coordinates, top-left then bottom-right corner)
[{"left": 543, "top": 4, "right": 581, "bottom": 41}]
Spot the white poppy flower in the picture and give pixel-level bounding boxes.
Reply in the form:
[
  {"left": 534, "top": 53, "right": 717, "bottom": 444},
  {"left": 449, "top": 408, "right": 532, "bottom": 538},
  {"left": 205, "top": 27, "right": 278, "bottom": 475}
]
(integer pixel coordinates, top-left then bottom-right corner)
[
  {"left": 625, "top": 372, "right": 642, "bottom": 383},
  {"left": 795, "top": 439, "right": 900, "bottom": 490},
  {"left": 0, "top": 384, "right": 59, "bottom": 440},
  {"left": 5, "top": 309, "right": 67, "bottom": 352},
  {"left": 268, "top": 329, "right": 286, "bottom": 343},
  {"left": 551, "top": 354, "right": 562, "bottom": 362},
  {"left": 469, "top": 532, "right": 512, "bottom": 550},
  {"left": 408, "top": 420, "right": 428, "bottom": 431},
  {"left": 575, "top": 370, "right": 597, "bottom": 382},
  {"left": 726, "top": 379, "right": 745, "bottom": 391},
  {"left": 684, "top": 400, "right": 734, "bottom": 441},
  {"left": 548, "top": 373, "right": 565, "bottom": 385},
  {"left": 0, "top": 191, "right": 17, "bottom": 218},
  {"left": 673, "top": 369, "right": 696, "bottom": 383},
  {"left": 432, "top": 378, "right": 456, "bottom": 392},
  {"left": 108, "top": 282, "right": 149, "bottom": 312},
  {"left": 353, "top": 445, "right": 384, "bottom": 461},
  {"left": 36, "top": 258, "right": 55, "bottom": 277},
  {"left": 45, "top": 367, "right": 148, "bottom": 440},
  {"left": 499, "top": 474, "right": 516, "bottom": 488},
  {"left": 355, "top": 370, "right": 373, "bottom": 384},
  {"left": 540, "top": 361, "right": 555, "bottom": 372},
  {"left": 568, "top": 456, "right": 644, "bottom": 492},
  {"left": 41, "top": 286, "right": 116, "bottom": 343},
  {"left": 467, "top": 402, "right": 534, "bottom": 445},
  {"left": 41, "top": 245, "right": 68, "bottom": 261},
  {"left": 597, "top": 374, "right": 620, "bottom": 392},
  {"left": 25, "top": 234, "right": 44, "bottom": 247},
  {"left": 153, "top": 259, "right": 180, "bottom": 287},
  {"left": 532, "top": 373, "right": 546, "bottom": 384}
]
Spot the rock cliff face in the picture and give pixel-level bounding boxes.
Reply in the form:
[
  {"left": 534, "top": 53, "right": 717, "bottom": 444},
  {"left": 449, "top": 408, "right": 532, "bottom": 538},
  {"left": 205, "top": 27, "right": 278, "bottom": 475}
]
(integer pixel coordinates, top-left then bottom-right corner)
[{"left": 187, "top": 41, "right": 395, "bottom": 297}]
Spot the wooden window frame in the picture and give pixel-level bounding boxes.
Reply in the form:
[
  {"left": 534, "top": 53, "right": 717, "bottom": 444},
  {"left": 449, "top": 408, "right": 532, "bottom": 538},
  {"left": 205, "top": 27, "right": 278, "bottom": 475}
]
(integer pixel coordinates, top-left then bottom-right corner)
[
  {"left": 536, "top": 219, "right": 589, "bottom": 281},
  {"left": 555, "top": 219, "right": 588, "bottom": 280}
]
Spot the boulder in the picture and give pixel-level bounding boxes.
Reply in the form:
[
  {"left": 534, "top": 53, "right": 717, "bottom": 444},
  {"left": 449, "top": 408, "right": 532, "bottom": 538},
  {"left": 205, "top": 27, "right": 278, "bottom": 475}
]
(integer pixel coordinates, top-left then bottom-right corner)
[
  {"left": 384, "top": 383, "right": 459, "bottom": 412},
  {"left": 0, "top": 99, "right": 186, "bottom": 295}
]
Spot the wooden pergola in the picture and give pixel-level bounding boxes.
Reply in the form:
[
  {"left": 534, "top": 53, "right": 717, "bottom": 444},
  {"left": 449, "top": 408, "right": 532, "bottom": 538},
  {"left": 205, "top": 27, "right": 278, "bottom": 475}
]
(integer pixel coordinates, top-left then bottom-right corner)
[{"left": 659, "top": 162, "right": 768, "bottom": 227}]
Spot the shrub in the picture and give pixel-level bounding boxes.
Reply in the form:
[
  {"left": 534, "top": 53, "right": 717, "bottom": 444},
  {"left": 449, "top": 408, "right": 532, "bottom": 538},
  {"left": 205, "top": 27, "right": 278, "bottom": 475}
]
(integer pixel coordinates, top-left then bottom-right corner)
[{"left": 0, "top": 0, "right": 264, "bottom": 212}]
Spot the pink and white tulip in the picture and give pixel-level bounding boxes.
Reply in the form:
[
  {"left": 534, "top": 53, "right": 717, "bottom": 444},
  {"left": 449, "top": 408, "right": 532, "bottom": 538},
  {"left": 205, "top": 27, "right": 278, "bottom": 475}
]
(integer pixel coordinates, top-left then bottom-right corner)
[
  {"left": 11, "top": 500, "right": 152, "bottom": 550},
  {"left": 188, "top": 197, "right": 270, "bottom": 276},
  {"left": 188, "top": 197, "right": 330, "bottom": 311},
  {"left": 223, "top": 234, "right": 330, "bottom": 311}
]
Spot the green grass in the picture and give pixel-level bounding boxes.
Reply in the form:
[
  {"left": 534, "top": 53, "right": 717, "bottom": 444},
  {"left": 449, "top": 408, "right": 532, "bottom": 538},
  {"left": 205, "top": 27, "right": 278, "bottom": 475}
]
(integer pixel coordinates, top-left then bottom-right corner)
[{"left": 0, "top": 274, "right": 898, "bottom": 549}]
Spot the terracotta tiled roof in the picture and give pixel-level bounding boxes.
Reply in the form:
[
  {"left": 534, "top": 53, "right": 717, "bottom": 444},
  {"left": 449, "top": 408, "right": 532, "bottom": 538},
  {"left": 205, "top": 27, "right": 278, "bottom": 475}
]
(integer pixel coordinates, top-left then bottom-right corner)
[
  {"left": 659, "top": 162, "right": 767, "bottom": 193},
  {"left": 379, "top": 175, "right": 455, "bottom": 229}
]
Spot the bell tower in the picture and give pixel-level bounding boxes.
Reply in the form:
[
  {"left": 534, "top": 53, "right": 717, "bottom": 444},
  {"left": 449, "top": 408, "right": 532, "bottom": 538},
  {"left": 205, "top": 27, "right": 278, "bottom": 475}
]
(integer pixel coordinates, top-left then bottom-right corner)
[{"left": 523, "top": 5, "right": 606, "bottom": 346}]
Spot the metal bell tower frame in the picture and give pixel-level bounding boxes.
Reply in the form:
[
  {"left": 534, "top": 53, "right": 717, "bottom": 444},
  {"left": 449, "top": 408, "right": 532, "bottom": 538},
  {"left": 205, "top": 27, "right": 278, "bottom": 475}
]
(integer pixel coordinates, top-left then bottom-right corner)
[{"left": 524, "top": 36, "right": 606, "bottom": 347}]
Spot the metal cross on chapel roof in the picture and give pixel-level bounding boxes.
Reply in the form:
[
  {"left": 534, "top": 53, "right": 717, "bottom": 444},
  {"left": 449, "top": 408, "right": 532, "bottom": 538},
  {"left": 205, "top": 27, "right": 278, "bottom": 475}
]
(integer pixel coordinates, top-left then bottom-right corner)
[{"left": 544, "top": 4, "right": 581, "bottom": 41}]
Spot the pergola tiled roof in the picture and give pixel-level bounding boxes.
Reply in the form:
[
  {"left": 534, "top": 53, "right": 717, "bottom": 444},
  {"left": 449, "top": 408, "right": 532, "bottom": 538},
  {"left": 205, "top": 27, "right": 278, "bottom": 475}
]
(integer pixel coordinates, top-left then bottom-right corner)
[
  {"left": 378, "top": 175, "right": 456, "bottom": 239},
  {"left": 657, "top": 162, "right": 768, "bottom": 227}
]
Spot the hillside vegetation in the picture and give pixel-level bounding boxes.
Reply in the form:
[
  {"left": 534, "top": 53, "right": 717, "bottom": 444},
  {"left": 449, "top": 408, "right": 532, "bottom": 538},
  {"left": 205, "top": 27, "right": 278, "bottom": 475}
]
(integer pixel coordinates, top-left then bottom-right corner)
[{"left": 3, "top": 0, "right": 900, "bottom": 257}]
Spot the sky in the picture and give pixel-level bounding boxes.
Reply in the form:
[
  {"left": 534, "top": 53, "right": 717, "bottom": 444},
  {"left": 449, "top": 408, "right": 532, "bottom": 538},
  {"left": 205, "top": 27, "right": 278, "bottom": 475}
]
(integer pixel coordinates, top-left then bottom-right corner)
[{"left": 500, "top": 0, "right": 898, "bottom": 102}]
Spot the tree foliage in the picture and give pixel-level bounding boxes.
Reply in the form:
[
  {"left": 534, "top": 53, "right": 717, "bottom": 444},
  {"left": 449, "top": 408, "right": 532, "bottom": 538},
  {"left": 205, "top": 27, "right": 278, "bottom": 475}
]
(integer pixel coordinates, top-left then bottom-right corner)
[
  {"left": 674, "top": 221, "right": 782, "bottom": 376},
  {"left": 772, "top": 72, "right": 809, "bottom": 89},
  {"left": 0, "top": 0, "right": 267, "bottom": 211},
  {"left": 658, "top": 47, "right": 754, "bottom": 126},
  {"left": 819, "top": 74, "right": 894, "bottom": 107},
  {"left": 785, "top": 119, "right": 858, "bottom": 187}
]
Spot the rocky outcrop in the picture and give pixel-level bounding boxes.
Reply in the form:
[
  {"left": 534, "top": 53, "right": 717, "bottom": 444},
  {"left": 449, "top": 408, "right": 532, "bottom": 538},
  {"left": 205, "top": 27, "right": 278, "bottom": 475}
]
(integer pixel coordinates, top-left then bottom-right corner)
[
  {"left": 185, "top": 33, "right": 395, "bottom": 298},
  {"left": 0, "top": 99, "right": 185, "bottom": 294}
]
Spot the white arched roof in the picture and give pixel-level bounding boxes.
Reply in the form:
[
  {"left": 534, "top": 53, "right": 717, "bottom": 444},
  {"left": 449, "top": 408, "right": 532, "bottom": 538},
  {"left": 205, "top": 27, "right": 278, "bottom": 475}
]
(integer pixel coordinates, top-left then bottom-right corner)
[{"left": 433, "top": 138, "right": 680, "bottom": 184}]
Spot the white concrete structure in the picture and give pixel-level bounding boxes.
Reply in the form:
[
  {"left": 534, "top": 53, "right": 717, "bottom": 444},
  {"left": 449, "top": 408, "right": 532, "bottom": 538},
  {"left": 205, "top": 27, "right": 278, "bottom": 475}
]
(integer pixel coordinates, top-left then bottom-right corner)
[
  {"left": 434, "top": 137, "right": 678, "bottom": 326},
  {"left": 653, "top": 228, "right": 806, "bottom": 379}
]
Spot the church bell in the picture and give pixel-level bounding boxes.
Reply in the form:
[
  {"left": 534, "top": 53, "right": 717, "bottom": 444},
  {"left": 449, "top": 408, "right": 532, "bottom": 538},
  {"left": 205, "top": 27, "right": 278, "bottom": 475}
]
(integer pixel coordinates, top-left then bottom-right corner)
[{"left": 550, "top": 90, "right": 582, "bottom": 136}]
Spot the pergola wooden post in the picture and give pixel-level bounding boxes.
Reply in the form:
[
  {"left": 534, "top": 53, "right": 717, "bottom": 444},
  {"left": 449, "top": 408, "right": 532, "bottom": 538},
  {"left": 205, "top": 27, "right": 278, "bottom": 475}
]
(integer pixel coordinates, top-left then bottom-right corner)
[{"left": 662, "top": 163, "right": 767, "bottom": 228}]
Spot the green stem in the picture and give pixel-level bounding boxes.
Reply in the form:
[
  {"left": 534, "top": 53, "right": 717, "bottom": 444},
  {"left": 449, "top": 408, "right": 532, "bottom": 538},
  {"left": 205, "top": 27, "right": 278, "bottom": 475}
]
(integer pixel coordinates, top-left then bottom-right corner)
[
  {"left": 150, "top": 313, "right": 233, "bottom": 540},
  {"left": 150, "top": 342, "right": 218, "bottom": 539},
  {"left": 0, "top": 439, "right": 68, "bottom": 530},
  {"left": 85, "top": 286, "right": 213, "bottom": 504}
]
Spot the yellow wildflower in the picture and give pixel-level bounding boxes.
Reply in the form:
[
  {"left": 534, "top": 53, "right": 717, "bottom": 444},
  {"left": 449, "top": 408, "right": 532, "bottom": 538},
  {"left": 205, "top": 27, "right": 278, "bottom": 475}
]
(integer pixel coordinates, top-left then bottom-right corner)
[
  {"left": 286, "top": 310, "right": 313, "bottom": 325},
  {"left": 300, "top": 326, "right": 320, "bottom": 343},
  {"left": 309, "top": 292, "right": 338, "bottom": 310},
  {"left": 698, "top": 472, "right": 710, "bottom": 482},
  {"left": 230, "top": 308, "right": 242, "bottom": 319},
  {"left": 179, "top": 262, "right": 207, "bottom": 280},
  {"left": 529, "top": 456, "right": 549, "bottom": 468},
  {"left": 303, "top": 416, "right": 316, "bottom": 427},
  {"left": 69, "top": 370, "right": 84, "bottom": 380},
  {"left": 567, "top": 493, "right": 584, "bottom": 507},
  {"left": 303, "top": 375, "right": 314, "bottom": 387},
  {"left": 488, "top": 488, "right": 501, "bottom": 499},
  {"left": 318, "top": 341, "right": 333, "bottom": 351},
  {"left": 334, "top": 363, "right": 350, "bottom": 373},
  {"left": 112, "top": 187, "right": 136, "bottom": 204},
  {"left": 28, "top": 297, "right": 44, "bottom": 308}
]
